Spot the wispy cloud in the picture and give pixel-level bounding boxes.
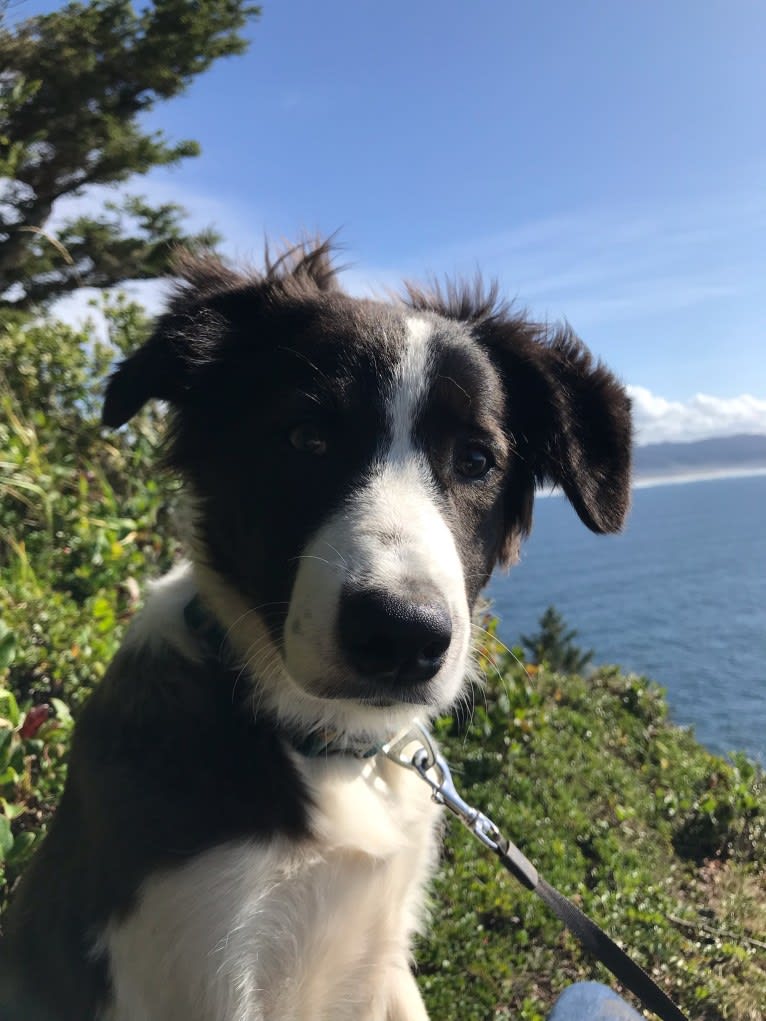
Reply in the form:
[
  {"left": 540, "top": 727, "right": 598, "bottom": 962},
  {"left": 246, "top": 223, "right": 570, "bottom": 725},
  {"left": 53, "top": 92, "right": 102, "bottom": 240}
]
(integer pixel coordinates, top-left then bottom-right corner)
[
  {"left": 45, "top": 178, "right": 765, "bottom": 323},
  {"left": 387, "top": 189, "right": 766, "bottom": 329},
  {"left": 629, "top": 386, "right": 766, "bottom": 445}
]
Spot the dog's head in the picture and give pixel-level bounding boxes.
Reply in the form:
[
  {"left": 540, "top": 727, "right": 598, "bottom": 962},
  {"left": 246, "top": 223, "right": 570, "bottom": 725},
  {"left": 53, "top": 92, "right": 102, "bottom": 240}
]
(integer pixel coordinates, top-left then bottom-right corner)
[{"left": 103, "top": 241, "right": 631, "bottom": 738}]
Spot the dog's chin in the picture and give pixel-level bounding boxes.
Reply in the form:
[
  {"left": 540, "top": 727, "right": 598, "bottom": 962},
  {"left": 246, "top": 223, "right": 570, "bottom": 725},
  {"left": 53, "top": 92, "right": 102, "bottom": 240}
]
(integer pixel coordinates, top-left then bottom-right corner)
[
  {"left": 309, "top": 677, "right": 435, "bottom": 708},
  {"left": 318, "top": 686, "right": 437, "bottom": 710}
]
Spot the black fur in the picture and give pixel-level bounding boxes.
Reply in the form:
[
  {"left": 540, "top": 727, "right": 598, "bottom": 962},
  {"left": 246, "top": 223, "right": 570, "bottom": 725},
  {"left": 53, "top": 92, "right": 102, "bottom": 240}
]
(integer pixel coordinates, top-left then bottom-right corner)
[
  {"left": 2, "top": 641, "right": 309, "bottom": 1020},
  {"left": 102, "top": 243, "right": 631, "bottom": 586}
]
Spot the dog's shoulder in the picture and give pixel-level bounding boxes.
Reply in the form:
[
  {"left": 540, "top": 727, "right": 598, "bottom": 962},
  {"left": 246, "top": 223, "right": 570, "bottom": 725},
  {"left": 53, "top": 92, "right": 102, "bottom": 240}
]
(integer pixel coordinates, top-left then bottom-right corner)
[{"left": 3, "top": 568, "right": 314, "bottom": 1021}]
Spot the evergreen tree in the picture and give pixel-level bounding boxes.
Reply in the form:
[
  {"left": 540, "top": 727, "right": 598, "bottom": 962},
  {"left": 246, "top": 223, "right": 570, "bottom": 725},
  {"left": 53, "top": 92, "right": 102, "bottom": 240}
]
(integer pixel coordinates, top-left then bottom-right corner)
[
  {"left": 521, "top": 605, "right": 594, "bottom": 674},
  {"left": 0, "top": 0, "right": 260, "bottom": 312}
]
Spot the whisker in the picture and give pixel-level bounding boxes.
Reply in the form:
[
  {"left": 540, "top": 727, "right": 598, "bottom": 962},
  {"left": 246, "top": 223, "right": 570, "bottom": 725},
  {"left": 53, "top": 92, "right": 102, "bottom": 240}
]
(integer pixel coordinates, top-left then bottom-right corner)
[
  {"left": 454, "top": 685, "right": 478, "bottom": 748},
  {"left": 229, "top": 629, "right": 284, "bottom": 702},
  {"left": 287, "top": 554, "right": 344, "bottom": 570},
  {"left": 470, "top": 621, "right": 534, "bottom": 687},
  {"left": 240, "top": 650, "right": 281, "bottom": 713},
  {"left": 321, "top": 541, "right": 348, "bottom": 567},
  {"left": 221, "top": 602, "right": 289, "bottom": 649},
  {"left": 276, "top": 346, "right": 334, "bottom": 388}
]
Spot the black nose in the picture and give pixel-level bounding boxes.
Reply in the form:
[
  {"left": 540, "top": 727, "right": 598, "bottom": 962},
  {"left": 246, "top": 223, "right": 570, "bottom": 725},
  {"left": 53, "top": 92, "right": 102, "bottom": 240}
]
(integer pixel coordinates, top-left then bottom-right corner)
[{"left": 338, "top": 588, "right": 452, "bottom": 684}]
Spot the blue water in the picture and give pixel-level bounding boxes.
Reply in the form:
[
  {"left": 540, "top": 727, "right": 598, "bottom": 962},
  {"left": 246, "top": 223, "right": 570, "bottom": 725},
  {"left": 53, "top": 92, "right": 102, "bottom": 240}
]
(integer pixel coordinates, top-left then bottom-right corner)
[{"left": 486, "top": 473, "right": 766, "bottom": 763}]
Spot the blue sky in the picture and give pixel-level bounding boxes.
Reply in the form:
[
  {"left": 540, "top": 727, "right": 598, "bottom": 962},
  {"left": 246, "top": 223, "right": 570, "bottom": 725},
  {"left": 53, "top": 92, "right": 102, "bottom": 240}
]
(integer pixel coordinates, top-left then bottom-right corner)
[{"left": 20, "top": 1, "right": 766, "bottom": 441}]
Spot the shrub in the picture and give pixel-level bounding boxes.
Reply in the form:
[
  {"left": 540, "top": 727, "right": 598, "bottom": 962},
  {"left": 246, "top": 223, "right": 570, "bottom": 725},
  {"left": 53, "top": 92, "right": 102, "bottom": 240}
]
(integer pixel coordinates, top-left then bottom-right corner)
[{"left": 0, "top": 296, "right": 180, "bottom": 909}]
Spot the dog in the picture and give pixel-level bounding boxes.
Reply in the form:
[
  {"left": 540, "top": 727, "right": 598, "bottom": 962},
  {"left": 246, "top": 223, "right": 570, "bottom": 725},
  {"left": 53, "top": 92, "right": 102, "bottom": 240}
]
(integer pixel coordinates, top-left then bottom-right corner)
[{"left": 1, "top": 241, "right": 631, "bottom": 1021}]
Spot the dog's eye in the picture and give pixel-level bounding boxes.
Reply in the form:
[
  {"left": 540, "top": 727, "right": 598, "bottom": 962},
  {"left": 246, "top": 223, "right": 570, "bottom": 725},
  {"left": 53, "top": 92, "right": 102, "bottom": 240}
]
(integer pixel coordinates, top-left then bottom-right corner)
[
  {"left": 455, "top": 442, "right": 494, "bottom": 480},
  {"left": 289, "top": 423, "right": 328, "bottom": 455}
]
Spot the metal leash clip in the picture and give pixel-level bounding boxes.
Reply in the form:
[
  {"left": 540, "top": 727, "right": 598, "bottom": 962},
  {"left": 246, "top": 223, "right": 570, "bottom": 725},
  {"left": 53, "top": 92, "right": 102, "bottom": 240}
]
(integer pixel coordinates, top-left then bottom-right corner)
[{"left": 381, "top": 722, "right": 504, "bottom": 852}]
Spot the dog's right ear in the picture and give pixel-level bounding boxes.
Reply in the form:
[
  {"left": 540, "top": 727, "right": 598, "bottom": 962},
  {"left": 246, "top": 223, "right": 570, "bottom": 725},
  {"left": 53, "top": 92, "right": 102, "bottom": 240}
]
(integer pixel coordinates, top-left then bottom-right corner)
[
  {"left": 102, "top": 250, "right": 237, "bottom": 428},
  {"left": 102, "top": 240, "right": 342, "bottom": 428},
  {"left": 102, "top": 315, "right": 187, "bottom": 428}
]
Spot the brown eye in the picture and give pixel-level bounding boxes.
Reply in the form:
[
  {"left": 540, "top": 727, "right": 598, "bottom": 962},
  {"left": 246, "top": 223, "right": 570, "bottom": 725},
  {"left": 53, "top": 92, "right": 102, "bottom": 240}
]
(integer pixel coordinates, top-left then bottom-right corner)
[
  {"left": 455, "top": 442, "right": 494, "bottom": 480},
  {"left": 289, "top": 423, "right": 328, "bottom": 455}
]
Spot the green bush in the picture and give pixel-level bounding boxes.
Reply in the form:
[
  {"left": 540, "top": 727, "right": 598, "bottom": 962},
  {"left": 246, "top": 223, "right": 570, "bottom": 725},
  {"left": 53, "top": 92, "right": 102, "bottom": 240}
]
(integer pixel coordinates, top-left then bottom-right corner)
[
  {"left": 426, "top": 632, "right": 766, "bottom": 1020},
  {"left": 0, "top": 297, "right": 180, "bottom": 905},
  {"left": 0, "top": 681, "right": 72, "bottom": 876}
]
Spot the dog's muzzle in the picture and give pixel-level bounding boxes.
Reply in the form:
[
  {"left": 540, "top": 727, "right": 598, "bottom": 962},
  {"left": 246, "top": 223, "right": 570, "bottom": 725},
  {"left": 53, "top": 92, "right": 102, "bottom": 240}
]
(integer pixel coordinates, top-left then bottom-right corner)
[{"left": 338, "top": 586, "right": 452, "bottom": 686}]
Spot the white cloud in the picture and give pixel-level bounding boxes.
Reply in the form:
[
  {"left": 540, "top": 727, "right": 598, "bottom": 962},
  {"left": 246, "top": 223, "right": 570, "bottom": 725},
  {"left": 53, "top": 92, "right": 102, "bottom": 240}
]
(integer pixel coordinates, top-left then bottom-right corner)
[{"left": 629, "top": 385, "right": 766, "bottom": 445}]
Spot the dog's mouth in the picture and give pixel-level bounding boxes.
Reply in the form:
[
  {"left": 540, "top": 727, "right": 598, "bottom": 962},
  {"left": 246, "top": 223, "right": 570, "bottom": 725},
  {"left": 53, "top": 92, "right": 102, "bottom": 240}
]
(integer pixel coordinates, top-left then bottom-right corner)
[{"left": 308, "top": 676, "right": 437, "bottom": 708}]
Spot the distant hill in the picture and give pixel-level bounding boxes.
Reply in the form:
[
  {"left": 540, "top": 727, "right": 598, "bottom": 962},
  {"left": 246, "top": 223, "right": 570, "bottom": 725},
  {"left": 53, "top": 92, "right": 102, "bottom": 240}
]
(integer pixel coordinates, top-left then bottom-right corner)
[{"left": 634, "top": 433, "right": 766, "bottom": 478}]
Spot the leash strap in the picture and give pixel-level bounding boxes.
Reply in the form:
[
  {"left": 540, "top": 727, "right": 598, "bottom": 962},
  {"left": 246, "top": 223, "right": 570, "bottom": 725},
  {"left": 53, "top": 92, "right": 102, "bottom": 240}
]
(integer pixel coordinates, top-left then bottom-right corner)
[
  {"left": 501, "top": 849, "right": 687, "bottom": 1021},
  {"left": 382, "top": 725, "right": 689, "bottom": 1021}
]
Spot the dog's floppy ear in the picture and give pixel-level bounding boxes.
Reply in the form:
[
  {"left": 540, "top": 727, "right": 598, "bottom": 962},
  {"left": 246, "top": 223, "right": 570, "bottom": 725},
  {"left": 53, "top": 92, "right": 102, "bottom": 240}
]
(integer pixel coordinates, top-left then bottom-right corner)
[
  {"left": 404, "top": 276, "right": 632, "bottom": 565},
  {"left": 102, "top": 240, "right": 341, "bottom": 429},
  {"left": 102, "top": 250, "right": 239, "bottom": 428},
  {"left": 488, "top": 321, "right": 633, "bottom": 565},
  {"left": 101, "top": 300, "right": 230, "bottom": 427},
  {"left": 102, "top": 314, "right": 189, "bottom": 427}
]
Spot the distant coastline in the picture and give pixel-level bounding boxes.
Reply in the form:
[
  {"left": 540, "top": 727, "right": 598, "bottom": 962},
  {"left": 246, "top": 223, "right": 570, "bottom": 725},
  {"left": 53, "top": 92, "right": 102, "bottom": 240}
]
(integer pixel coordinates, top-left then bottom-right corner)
[
  {"left": 539, "top": 434, "right": 766, "bottom": 496},
  {"left": 632, "top": 433, "right": 766, "bottom": 490},
  {"left": 633, "top": 466, "right": 766, "bottom": 490},
  {"left": 538, "top": 464, "right": 766, "bottom": 498}
]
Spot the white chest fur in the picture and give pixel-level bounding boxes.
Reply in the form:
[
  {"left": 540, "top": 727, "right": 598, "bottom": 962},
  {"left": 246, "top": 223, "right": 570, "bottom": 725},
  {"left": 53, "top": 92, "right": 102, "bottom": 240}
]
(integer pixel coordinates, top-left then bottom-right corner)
[{"left": 99, "top": 752, "right": 441, "bottom": 1021}]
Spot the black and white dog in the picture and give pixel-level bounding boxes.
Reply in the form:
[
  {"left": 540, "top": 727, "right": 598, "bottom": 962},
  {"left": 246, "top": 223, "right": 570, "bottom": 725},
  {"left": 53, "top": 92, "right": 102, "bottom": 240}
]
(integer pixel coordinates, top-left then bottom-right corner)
[{"left": 2, "top": 242, "right": 631, "bottom": 1021}]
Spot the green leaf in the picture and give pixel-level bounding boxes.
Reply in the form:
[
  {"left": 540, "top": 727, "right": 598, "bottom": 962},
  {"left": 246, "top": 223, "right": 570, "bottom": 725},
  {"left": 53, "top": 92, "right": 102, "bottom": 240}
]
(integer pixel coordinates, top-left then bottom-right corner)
[
  {"left": 0, "top": 815, "right": 13, "bottom": 862},
  {"left": 0, "top": 690, "right": 20, "bottom": 728},
  {"left": 0, "top": 627, "right": 16, "bottom": 670},
  {"left": 6, "top": 829, "right": 36, "bottom": 867},
  {"left": 0, "top": 726, "right": 13, "bottom": 765},
  {"left": 0, "top": 797, "right": 26, "bottom": 821},
  {"left": 51, "top": 698, "right": 74, "bottom": 727}
]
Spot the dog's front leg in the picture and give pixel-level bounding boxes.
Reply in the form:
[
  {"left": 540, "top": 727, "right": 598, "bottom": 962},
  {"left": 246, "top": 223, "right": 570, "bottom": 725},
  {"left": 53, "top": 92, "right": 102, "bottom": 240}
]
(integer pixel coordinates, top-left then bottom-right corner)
[{"left": 385, "top": 966, "right": 430, "bottom": 1021}]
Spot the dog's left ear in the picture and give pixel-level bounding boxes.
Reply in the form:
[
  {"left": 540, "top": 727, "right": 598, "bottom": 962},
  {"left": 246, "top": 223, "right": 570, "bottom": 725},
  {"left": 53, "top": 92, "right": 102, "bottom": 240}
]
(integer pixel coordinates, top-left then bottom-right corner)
[{"left": 486, "top": 322, "right": 633, "bottom": 565}]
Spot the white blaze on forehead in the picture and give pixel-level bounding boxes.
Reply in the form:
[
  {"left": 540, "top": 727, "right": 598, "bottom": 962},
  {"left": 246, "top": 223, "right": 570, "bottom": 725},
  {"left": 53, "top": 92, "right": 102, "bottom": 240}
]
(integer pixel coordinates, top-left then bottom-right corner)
[
  {"left": 388, "top": 317, "right": 433, "bottom": 458},
  {"left": 282, "top": 311, "right": 471, "bottom": 733}
]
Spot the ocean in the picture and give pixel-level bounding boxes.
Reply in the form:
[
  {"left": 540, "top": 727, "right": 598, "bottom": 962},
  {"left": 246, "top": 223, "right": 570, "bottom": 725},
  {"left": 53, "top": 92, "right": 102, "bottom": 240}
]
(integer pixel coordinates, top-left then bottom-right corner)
[{"left": 486, "top": 472, "right": 766, "bottom": 764}]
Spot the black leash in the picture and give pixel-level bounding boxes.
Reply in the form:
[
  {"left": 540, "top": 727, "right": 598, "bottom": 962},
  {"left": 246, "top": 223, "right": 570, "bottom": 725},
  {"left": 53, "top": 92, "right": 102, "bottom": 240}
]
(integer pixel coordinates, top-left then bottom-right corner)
[
  {"left": 382, "top": 725, "right": 689, "bottom": 1021},
  {"left": 506, "top": 861, "right": 686, "bottom": 1021}
]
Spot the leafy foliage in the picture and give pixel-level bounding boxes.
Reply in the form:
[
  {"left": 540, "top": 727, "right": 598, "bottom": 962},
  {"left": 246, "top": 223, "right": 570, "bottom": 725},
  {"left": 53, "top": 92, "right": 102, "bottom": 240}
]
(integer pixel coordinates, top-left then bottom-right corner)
[
  {"left": 425, "top": 631, "right": 766, "bottom": 1020},
  {"left": 0, "top": 309, "right": 764, "bottom": 1019},
  {"left": 0, "top": 296, "right": 180, "bottom": 902},
  {"left": 0, "top": 0, "right": 261, "bottom": 310},
  {"left": 0, "top": 680, "right": 73, "bottom": 876}
]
